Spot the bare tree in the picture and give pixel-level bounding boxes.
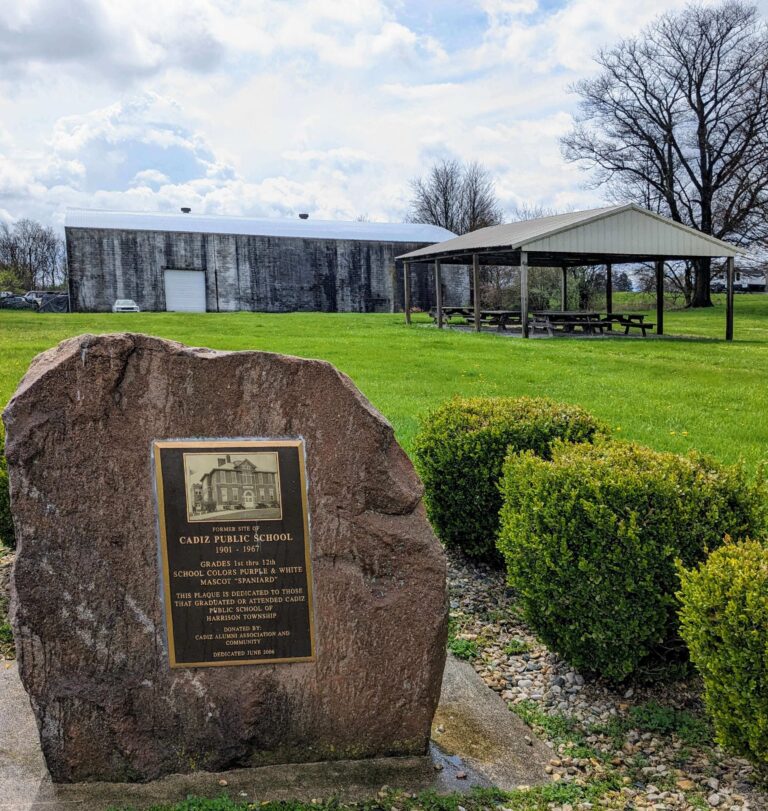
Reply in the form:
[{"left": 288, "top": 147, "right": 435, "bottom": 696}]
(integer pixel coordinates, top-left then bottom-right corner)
[
  {"left": 509, "top": 202, "right": 561, "bottom": 222},
  {"left": 0, "top": 219, "right": 66, "bottom": 291},
  {"left": 634, "top": 263, "right": 691, "bottom": 308},
  {"left": 408, "top": 159, "right": 503, "bottom": 234},
  {"left": 562, "top": 1, "right": 768, "bottom": 306},
  {"left": 461, "top": 161, "right": 504, "bottom": 232}
]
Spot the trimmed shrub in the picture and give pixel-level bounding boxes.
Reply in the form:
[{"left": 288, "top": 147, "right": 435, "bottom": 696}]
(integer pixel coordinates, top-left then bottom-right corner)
[
  {"left": 413, "top": 397, "right": 608, "bottom": 561},
  {"left": 498, "top": 441, "right": 767, "bottom": 681},
  {"left": 678, "top": 539, "right": 768, "bottom": 767},
  {"left": 0, "top": 423, "right": 12, "bottom": 549}
]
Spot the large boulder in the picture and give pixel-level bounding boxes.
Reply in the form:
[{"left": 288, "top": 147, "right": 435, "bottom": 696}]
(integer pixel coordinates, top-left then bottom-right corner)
[{"left": 3, "top": 333, "right": 447, "bottom": 783}]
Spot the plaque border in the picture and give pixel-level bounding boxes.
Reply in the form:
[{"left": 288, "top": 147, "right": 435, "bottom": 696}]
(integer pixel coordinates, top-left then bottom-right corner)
[{"left": 153, "top": 438, "right": 316, "bottom": 668}]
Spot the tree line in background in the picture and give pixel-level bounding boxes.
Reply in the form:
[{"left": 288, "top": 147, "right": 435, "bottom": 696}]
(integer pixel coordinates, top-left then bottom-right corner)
[
  {"left": 0, "top": 219, "right": 66, "bottom": 294},
  {"left": 409, "top": 0, "right": 768, "bottom": 310}
]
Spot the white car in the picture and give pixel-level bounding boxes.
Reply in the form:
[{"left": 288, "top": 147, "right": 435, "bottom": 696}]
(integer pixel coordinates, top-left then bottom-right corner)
[{"left": 112, "top": 299, "right": 140, "bottom": 313}]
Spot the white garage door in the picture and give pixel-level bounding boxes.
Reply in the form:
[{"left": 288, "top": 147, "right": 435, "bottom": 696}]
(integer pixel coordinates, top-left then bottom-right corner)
[{"left": 164, "top": 270, "right": 206, "bottom": 312}]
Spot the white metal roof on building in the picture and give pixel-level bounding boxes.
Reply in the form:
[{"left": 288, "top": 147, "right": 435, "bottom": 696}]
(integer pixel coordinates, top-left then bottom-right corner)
[
  {"left": 64, "top": 208, "right": 456, "bottom": 244},
  {"left": 397, "top": 203, "right": 740, "bottom": 260}
]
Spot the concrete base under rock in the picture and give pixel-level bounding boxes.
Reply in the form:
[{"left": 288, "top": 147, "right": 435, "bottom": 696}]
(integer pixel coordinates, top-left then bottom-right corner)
[{"left": 0, "top": 655, "right": 550, "bottom": 811}]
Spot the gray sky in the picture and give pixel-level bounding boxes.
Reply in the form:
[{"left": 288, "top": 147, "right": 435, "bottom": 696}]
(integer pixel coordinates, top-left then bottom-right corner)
[{"left": 2, "top": 0, "right": 766, "bottom": 230}]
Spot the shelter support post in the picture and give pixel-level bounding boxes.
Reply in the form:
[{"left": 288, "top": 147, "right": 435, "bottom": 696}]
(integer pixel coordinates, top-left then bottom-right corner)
[
  {"left": 561, "top": 266, "right": 567, "bottom": 312},
  {"left": 655, "top": 259, "right": 664, "bottom": 336},
  {"left": 521, "top": 251, "right": 529, "bottom": 338},
  {"left": 726, "top": 256, "right": 735, "bottom": 341},
  {"left": 472, "top": 254, "right": 481, "bottom": 332},
  {"left": 435, "top": 260, "right": 443, "bottom": 329},
  {"left": 606, "top": 263, "right": 613, "bottom": 315},
  {"left": 403, "top": 261, "right": 411, "bottom": 325}
]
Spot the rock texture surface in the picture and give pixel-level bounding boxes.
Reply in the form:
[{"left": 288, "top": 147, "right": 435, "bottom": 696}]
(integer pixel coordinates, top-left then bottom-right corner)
[{"left": 3, "top": 333, "right": 447, "bottom": 783}]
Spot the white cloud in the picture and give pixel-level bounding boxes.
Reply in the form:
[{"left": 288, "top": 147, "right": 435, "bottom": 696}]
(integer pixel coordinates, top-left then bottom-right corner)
[
  {"left": 206, "top": 0, "right": 440, "bottom": 67},
  {"left": 282, "top": 148, "right": 374, "bottom": 173},
  {"left": 0, "top": 91, "right": 392, "bottom": 224},
  {"left": 3, "top": 0, "right": 764, "bottom": 230},
  {"left": 0, "top": 0, "right": 225, "bottom": 82},
  {"left": 479, "top": 0, "right": 539, "bottom": 26},
  {"left": 131, "top": 169, "right": 171, "bottom": 187}
]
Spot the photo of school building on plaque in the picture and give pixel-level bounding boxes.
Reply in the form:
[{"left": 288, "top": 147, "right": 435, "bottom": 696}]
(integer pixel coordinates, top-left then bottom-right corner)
[
  {"left": 186, "top": 452, "right": 281, "bottom": 521},
  {"left": 64, "top": 208, "right": 469, "bottom": 313}
]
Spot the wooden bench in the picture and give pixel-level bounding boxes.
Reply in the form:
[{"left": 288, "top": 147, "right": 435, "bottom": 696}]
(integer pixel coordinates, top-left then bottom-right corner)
[
  {"left": 556, "top": 319, "right": 614, "bottom": 335},
  {"left": 531, "top": 315, "right": 553, "bottom": 336},
  {"left": 532, "top": 315, "right": 617, "bottom": 336},
  {"left": 482, "top": 310, "right": 522, "bottom": 331},
  {"left": 534, "top": 315, "right": 611, "bottom": 335},
  {"left": 604, "top": 314, "right": 656, "bottom": 336},
  {"left": 430, "top": 308, "right": 522, "bottom": 331},
  {"left": 623, "top": 321, "right": 655, "bottom": 336},
  {"left": 429, "top": 306, "right": 475, "bottom": 323}
]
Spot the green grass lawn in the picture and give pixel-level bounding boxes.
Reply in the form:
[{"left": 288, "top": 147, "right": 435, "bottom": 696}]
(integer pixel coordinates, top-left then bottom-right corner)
[{"left": 1, "top": 294, "right": 766, "bottom": 468}]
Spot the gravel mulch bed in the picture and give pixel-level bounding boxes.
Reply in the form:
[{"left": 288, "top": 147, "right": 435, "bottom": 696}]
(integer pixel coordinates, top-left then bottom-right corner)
[
  {"left": 447, "top": 550, "right": 765, "bottom": 810},
  {"left": 0, "top": 547, "right": 13, "bottom": 661}
]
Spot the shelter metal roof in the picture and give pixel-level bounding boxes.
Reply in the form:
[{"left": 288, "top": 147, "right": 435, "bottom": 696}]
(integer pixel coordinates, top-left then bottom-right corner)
[
  {"left": 64, "top": 208, "right": 456, "bottom": 244},
  {"left": 396, "top": 204, "right": 740, "bottom": 264}
]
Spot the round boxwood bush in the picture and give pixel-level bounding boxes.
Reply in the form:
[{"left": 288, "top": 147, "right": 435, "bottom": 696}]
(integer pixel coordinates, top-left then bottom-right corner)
[
  {"left": 413, "top": 396, "right": 608, "bottom": 561},
  {"left": 678, "top": 539, "right": 768, "bottom": 767},
  {"left": 498, "top": 441, "right": 767, "bottom": 681}
]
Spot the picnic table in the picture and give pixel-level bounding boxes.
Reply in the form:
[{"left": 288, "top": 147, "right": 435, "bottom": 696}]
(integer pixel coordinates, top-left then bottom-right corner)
[
  {"left": 429, "top": 305, "right": 475, "bottom": 321},
  {"left": 531, "top": 311, "right": 610, "bottom": 335},
  {"left": 532, "top": 311, "right": 657, "bottom": 337},
  {"left": 604, "top": 313, "right": 656, "bottom": 336},
  {"left": 438, "top": 306, "right": 474, "bottom": 319},
  {"left": 481, "top": 310, "right": 522, "bottom": 331},
  {"left": 431, "top": 308, "right": 656, "bottom": 337},
  {"left": 430, "top": 307, "right": 522, "bottom": 331}
]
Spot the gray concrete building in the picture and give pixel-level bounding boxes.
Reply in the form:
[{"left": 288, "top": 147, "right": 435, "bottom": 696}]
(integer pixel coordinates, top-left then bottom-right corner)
[{"left": 64, "top": 209, "right": 468, "bottom": 313}]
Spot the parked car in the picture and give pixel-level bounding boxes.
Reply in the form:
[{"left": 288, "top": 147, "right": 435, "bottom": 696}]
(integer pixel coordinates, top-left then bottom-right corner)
[
  {"left": 0, "top": 294, "right": 37, "bottom": 310},
  {"left": 0, "top": 291, "right": 14, "bottom": 299},
  {"left": 23, "top": 290, "right": 59, "bottom": 306},
  {"left": 112, "top": 299, "right": 140, "bottom": 312}
]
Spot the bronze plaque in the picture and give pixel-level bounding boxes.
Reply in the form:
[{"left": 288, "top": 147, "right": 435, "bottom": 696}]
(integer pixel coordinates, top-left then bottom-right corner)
[{"left": 153, "top": 439, "right": 315, "bottom": 668}]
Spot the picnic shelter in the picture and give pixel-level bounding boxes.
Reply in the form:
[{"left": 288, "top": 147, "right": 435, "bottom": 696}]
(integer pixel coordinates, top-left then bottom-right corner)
[{"left": 396, "top": 204, "right": 741, "bottom": 340}]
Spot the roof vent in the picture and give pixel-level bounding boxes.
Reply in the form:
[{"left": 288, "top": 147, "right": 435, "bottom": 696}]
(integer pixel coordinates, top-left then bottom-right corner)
[
  {"left": 180, "top": 207, "right": 191, "bottom": 214},
  {"left": 298, "top": 212, "right": 309, "bottom": 220}
]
